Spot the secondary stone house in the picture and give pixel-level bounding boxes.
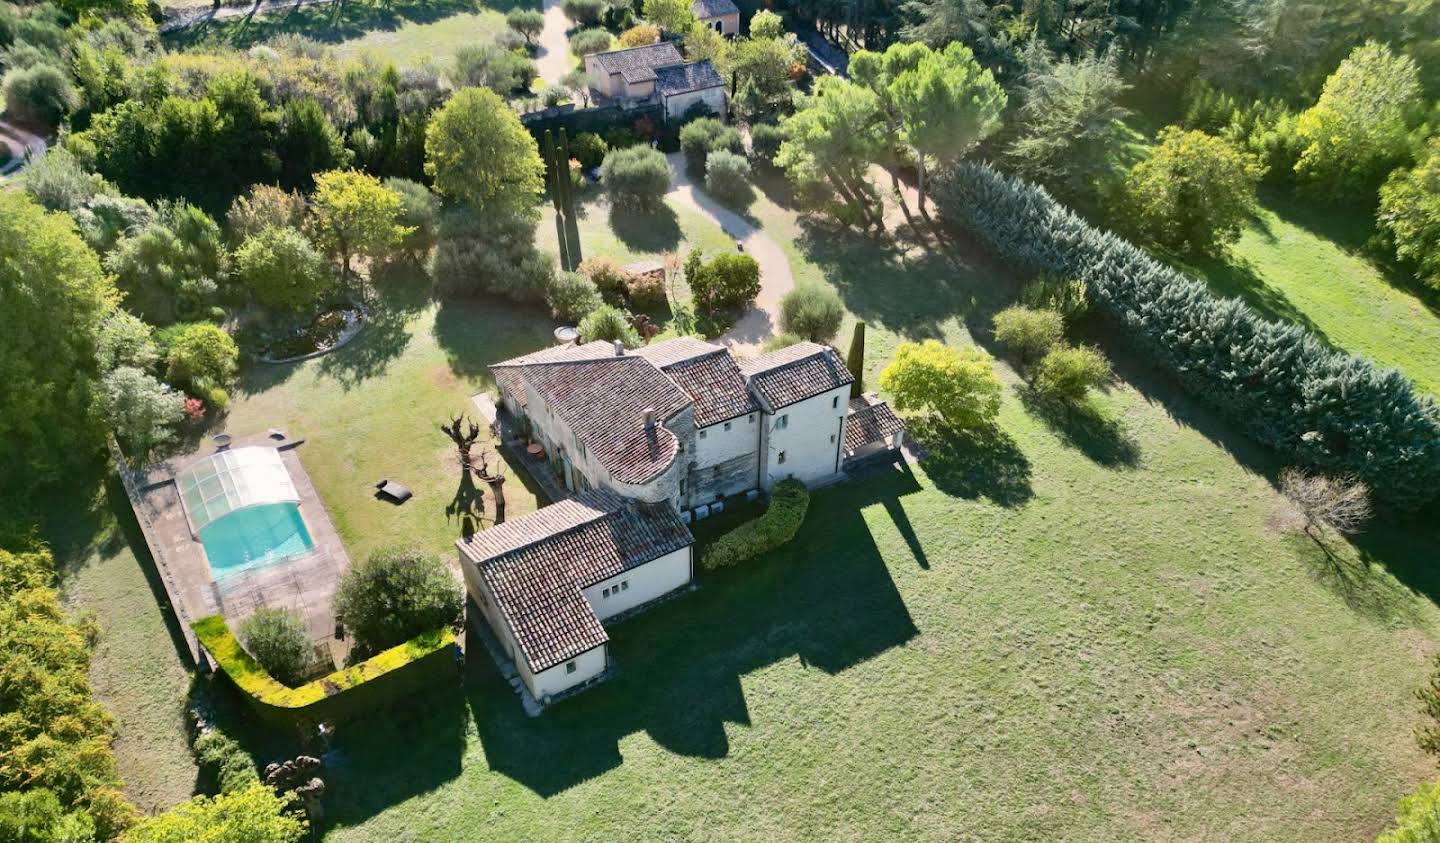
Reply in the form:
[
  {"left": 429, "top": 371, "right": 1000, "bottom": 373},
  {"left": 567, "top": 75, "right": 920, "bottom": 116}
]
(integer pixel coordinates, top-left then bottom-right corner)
[
  {"left": 584, "top": 43, "right": 727, "bottom": 120},
  {"left": 692, "top": 0, "right": 740, "bottom": 36},
  {"left": 461, "top": 338, "right": 904, "bottom": 705}
]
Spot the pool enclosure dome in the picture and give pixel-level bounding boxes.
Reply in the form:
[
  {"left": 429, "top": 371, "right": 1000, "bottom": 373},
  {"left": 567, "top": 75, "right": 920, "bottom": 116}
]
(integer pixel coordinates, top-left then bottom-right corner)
[{"left": 177, "top": 446, "right": 300, "bottom": 537}]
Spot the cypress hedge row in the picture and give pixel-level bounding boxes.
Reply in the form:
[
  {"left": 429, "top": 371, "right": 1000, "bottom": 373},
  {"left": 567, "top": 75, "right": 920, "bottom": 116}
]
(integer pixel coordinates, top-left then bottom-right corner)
[{"left": 933, "top": 162, "right": 1440, "bottom": 508}]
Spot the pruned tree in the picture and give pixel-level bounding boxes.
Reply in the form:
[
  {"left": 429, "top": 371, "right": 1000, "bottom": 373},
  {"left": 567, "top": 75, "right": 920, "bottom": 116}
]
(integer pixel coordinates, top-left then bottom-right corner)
[
  {"left": 441, "top": 414, "right": 482, "bottom": 473},
  {"left": 1279, "top": 468, "right": 1373, "bottom": 543}
]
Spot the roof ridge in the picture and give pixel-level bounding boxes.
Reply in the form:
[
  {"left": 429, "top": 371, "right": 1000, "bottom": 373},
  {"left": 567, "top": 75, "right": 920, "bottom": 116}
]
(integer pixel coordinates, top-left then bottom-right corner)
[{"left": 594, "top": 41, "right": 682, "bottom": 57}]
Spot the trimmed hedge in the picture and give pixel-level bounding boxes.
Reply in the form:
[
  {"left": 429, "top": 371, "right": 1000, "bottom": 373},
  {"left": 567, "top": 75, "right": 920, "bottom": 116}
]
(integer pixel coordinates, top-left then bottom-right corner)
[
  {"left": 934, "top": 162, "right": 1440, "bottom": 508},
  {"left": 701, "top": 479, "right": 810, "bottom": 570},
  {"left": 193, "top": 616, "right": 454, "bottom": 725}
]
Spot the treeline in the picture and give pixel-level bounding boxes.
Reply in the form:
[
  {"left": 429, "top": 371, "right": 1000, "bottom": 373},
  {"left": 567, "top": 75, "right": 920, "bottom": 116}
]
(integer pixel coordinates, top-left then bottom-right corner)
[{"left": 933, "top": 161, "right": 1440, "bottom": 509}]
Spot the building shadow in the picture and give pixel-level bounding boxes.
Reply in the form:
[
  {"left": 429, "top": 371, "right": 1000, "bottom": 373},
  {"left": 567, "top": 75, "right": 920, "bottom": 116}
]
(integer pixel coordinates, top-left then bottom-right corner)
[
  {"left": 843, "top": 454, "right": 929, "bottom": 568},
  {"left": 317, "top": 475, "right": 920, "bottom": 812}
]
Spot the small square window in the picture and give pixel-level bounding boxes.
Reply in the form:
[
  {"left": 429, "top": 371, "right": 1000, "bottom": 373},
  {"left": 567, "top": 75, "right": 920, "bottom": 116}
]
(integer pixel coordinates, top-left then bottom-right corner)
[
  {"left": 603, "top": 587, "right": 611, "bottom": 598},
  {"left": 832, "top": 396, "right": 839, "bottom": 408},
  {"left": 724, "top": 421, "right": 732, "bottom": 431},
  {"left": 830, "top": 434, "right": 836, "bottom": 443},
  {"left": 748, "top": 414, "right": 755, "bottom": 423},
  {"left": 621, "top": 580, "right": 629, "bottom": 591},
  {"left": 778, "top": 450, "right": 787, "bottom": 464},
  {"left": 699, "top": 429, "right": 707, "bottom": 439},
  {"left": 777, "top": 415, "right": 789, "bottom": 430},
  {"left": 566, "top": 661, "right": 577, "bottom": 674}
]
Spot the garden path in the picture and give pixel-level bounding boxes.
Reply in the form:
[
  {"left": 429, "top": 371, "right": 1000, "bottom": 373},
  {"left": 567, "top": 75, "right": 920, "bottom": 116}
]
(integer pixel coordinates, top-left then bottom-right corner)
[
  {"left": 535, "top": 0, "right": 571, "bottom": 84},
  {"left": 665, "top": 151, "right": 795, "bottom": 353}
]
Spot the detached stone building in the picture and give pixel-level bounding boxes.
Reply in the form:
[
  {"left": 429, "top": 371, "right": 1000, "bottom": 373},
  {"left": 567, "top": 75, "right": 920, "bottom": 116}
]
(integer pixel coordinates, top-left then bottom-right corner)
[
  {"left": 584, "top": 43, "right": 727, "bottom": 120},
  {"left": 466, "top": 337, "right": 904, "bottom": 704},
  {"left": 692, "top": 0, "right": 740, "bottom": 36}
]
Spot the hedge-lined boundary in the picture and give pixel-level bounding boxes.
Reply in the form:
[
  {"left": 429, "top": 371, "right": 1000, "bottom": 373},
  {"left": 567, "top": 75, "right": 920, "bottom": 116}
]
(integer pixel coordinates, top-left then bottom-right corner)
[
  {"left": 701, "top": 479, "right": 811, "bottom": 570},
  {"left": 192, "top": 616, "right": 454, "bottom": 724},
  {"left": 934, "top": 162, "right": 1440, "bottom": 508}
]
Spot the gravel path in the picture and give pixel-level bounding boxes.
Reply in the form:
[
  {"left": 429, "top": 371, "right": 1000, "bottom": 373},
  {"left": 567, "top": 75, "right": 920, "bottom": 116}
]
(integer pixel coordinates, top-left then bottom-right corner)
[
  {"left": 534, "top": 0, "right": 572, "bottom": 85},
  {"left": 664, "top": 152, "right": 795, "bottom": 353}
]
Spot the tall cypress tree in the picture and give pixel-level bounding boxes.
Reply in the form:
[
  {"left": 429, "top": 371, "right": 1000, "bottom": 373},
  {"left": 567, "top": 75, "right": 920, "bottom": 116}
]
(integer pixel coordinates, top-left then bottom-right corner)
[{"left": 846, "top": 321, "right": 866, "bottom": 399}]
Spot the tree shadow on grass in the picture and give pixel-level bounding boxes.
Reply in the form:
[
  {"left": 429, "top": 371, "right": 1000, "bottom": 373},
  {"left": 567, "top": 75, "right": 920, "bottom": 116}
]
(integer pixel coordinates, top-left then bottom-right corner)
[
  {"left": 1018, "top": 388, "right": 1142, "bottom": 470},
  {"left": 1281, "top": 526, "right": 1432, "bottom": 629},
  {"left": 609, "top": 203, "right": 683, "bottom": 253},
  {"left": 320, "top": 475, "right": 920, "bottom": 812},
  {"left": 432, "top": 297, "right": 556, "bottom": 380},
  {"left": 316, "top": 262, "right": 428, "bottom": 391},
  {"left": 909, "top": 418, "right": 1033, "bottom": 508}
]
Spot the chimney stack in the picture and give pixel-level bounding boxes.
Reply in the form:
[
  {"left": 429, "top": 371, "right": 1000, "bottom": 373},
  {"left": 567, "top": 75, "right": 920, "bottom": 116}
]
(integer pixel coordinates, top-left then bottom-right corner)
[
  {"left": 613, "top": 340, "right": 624, "bottom": 356},
  {"left": 643, "top": 407, "right": 656, "bottom": 429}
]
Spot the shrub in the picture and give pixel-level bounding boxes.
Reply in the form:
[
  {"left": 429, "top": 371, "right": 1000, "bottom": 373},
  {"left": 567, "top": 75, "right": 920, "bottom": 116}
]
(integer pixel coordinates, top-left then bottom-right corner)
[
  {"left": 123, "top": 783, "right": 306, "bottom": 843},
  {"left": 23, "top": 147, "right": 109, "bottom": 212},
  {"left": 749, "top": 122, "right": 785, "bottom": 164},
  {"left": 97, "top": 309, "right": 159, "bottom": 371},
  {"left": 385, "top": 177, "right": 442, "bottom": 263},
  {"left": 334, "top": 547, "right": 462, "bottom": 656},
  {"left": 763, "top": 332, "right": 805, "bottom": 352},
  {"left": 239, "top": 607, "right": 313, "bottom": 687},
  {"left": 1279, "top": 468, "right": 1372, "bottom": 538},
  {"left": 600, "top": 145, "right": 670, "bottom": 210},
  {"left": 992, "top": 305, "right": 1065, "bottom": 365},
  {"left": 505, "top": 8, "right": 545, "bottom": 43},
  {"left": 102, "top": 367, "right": 185, "bottom": 456},
  {"left": 933, "top": 161, "right": 1440, "bottom": 507},
  {"left": 452, "top": 43, "right": 535, "bottom": 95},
  {"left": 1031, "top": 345, "right": 1111, "bottom": 403},
  {"left": 569, "top": 27, "right": 613, "bottom": 56},
  {"left": 704, "top": 149, "right": 752, "bottom": 204},
  {"left": 618, "top": 23, "right": 660, "bottom": 47},
  {"left": 679, "top": 117, "right": 743, "bottom": 172},
  {"left": 779, "top": 284, "right": 843, "bottom": 342},
  {"left": 227, "top": 184, "right": 307, "bottom": 245},
  {"left": 431, "top": 209, "right": 554, "bottom": 302},
  {"left": 1122, "top": 126, "right": 1264, "bottom": 255},
  {"left": 2, "top": 62, "right": 78, "bottom": 125},
  {"left": 165, "top": 323, "right": 239, "bottom": 409},
  {"left": 190, "top": 727, "right": 258, "bottom": 795},
  {"left": 546, "top": 271, "right": 604, "bottom": 323},
  {"left": 1379, "top": 137, "right": 1440, "bottom": 291},
  {"left": 701, "top": 478, "right": 809, "bottom": 569},
  {"left": 1377, "top": 779, "right": 1440, "bottom": 843},
  {"left": 687, "top": 251, "right": 760, "bottom": 317},
  {"left": 570, "top": 132, "right": 608, "bottom": 170},
  {"left": 562, "top": 0, "right": 605, "bottom": 24},
  {"left": 578, "top": 304, "right": 642, "bottom": 347},
  {"left": 234, "top": 226, "right": 333, "bottom": 312},
  {"left": 626, "top": 268, "right": 667, "bottom": 309},
  {"left": 879, "top": 340, "right": 1002, "bottom": 430},
  {"left": 579, "top": 256, "right": 632, "bottom": 302},
  {"left": 1019, "top": 274, "right": 1089, "bottom": 322}
]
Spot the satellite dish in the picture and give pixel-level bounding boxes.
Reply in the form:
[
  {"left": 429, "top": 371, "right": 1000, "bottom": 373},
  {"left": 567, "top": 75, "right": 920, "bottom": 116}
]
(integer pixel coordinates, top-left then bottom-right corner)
[{"left": 554, "top": 326, "right": 579, "bottom": 344}]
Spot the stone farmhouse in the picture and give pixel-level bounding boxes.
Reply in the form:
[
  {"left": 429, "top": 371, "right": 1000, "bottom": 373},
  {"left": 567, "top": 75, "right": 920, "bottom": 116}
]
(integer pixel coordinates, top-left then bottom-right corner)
[
  {"left": 458, "top": 338, "right": 904, "bottom": 705},
  {"left": 692, "top": 0, "right": 740, "bottom": 36},
  {"left": 584, "top": 43, "right": 727, "bottom": 121}
]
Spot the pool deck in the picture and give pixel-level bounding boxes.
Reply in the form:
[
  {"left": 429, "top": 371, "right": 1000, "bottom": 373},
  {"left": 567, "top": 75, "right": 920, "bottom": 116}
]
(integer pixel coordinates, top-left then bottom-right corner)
[{"left": 118, "top": 431, "right": 354, "bottom": 670}]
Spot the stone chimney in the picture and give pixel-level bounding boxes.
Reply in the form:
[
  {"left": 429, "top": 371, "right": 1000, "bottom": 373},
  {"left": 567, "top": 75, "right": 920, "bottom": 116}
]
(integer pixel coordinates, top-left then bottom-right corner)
[
  {"left": 643, "top": 407, "right": 656, "bottom": 429},
  {"left": 613, "top": 339, "right": 625, "bottom": 356}
]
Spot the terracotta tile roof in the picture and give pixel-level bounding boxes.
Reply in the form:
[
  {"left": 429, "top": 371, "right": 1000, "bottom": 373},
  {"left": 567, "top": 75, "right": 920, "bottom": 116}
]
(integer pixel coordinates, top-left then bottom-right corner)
[
  {"left": 845, "top": 397, "right": 905, "bottom": 453},
  {"left": 741, "top": 341, "right": 854, "bottom": 410},
  {"left": 492, "top": 342, "right": 619, "bottom": 409},
  {"left": 660, "top": 350, "right": 757, "bottom": 427},
  {"left": 691, "top": 0, "right": 738, "bottom": 17},
  {"left": 635, "top": 336, "right": 721, "bottom": 367},
  {"left": 492, "top": 345, "right": 691, "bottom": 485},
  {"left": 591, "top": 42, "right": 684, "bottom": 83},
  {"left": 457, "top": 491, "right": 693, "bottom": 672},
  {"left": 655, "top": 60, "right": 725, "bottom": 96}
]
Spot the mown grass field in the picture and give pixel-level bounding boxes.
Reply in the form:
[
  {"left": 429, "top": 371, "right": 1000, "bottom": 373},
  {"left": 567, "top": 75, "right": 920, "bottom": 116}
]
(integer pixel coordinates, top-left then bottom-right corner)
[
  {"left": 49, "top": 167, "right": 1440, "bottom": 839},
  {"left": 165, "top": 0, "right": 512, "bottom": 67}
]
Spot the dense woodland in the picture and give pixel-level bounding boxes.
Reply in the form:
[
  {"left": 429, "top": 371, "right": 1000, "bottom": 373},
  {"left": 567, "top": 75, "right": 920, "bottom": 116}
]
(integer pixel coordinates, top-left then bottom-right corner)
[{"left": 6, "top": 0, "right": 1440, "bottom": 837}]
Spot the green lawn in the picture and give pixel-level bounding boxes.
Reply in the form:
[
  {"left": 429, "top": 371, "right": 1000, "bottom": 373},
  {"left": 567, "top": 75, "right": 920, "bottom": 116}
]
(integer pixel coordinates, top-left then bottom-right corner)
[
  {"left": 1181, "top": 195, "right": 1440, "bottom": 397},
  {"left": 165, "top": 0, "right": 511, "bottom": 67},
  {"left": 49, "top": 175, "right": 1440, "bottom": 839}
]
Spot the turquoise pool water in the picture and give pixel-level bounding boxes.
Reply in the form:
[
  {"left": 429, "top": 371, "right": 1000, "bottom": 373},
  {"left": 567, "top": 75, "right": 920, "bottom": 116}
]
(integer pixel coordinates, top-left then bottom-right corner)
[{"left": 200, "top": 503, "right": 314, "bottom": 578}]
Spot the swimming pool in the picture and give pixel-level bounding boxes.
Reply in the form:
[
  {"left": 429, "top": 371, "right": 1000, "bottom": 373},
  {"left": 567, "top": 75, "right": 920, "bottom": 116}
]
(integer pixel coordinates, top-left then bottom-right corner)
[{"left": 200, "top": 502, "right": 315, "bottom": 579}]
